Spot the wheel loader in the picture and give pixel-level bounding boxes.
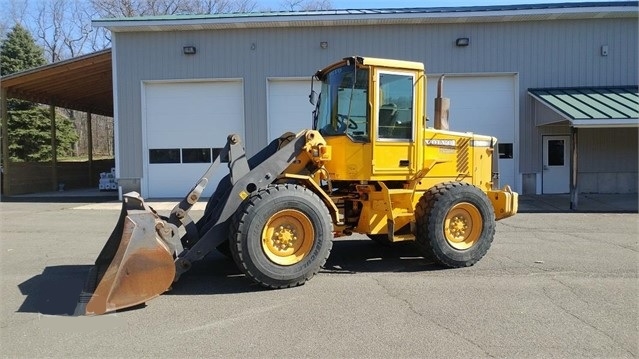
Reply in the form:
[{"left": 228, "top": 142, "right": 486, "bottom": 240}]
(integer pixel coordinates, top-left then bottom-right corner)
[{"left": 76, "top": 56, "right": 518, "bottom": 315}]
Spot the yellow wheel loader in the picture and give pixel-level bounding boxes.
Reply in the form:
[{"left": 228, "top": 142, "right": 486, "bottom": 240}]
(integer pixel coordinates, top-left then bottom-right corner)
[{"left": 76, "top": 56, "right": 518, "bottom": 315}]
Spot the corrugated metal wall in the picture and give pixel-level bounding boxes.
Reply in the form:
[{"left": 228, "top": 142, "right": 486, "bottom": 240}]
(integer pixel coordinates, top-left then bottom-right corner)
[
  {"left": 579, "top": 128, "right": 638, "bottom": 172},
  {"left": 112, "top": 17, "right": 638, "bottom": 187},
  {"left": 578, "top": 128, "right": 638, "bottom": 193}
]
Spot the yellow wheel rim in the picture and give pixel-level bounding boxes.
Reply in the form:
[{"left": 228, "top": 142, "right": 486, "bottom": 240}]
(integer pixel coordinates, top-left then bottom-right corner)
[
  {"left": 261, "top": 209, "right": 314, "bottom": 266},
  {"left": 444, "top": 202, "right": 482, "bottom": 250}
]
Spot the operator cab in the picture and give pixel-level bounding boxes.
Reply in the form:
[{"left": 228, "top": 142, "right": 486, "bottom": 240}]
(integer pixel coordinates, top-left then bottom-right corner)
[
  {"left": 312, "top": 59, "right": 370, "bottom": 142},
  {"left": 311, "top": 56, "right": 425, "bottom": 180}
]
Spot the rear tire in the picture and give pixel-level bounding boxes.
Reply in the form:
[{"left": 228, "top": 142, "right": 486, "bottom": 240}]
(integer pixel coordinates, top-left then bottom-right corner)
[
  {"left": 415, "top": 182, "right": 495, "bottom": 268},
  {"left": 229, "top": 184, "right": 333, "bottom": 288}
]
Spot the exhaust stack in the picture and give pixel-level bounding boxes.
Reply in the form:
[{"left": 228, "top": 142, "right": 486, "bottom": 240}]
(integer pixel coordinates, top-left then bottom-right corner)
[{"left": 434, "top": 75, "right": 450, "bottom": 130}]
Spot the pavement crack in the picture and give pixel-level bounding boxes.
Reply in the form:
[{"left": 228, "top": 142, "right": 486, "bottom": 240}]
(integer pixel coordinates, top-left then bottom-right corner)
[
  {"left": 549, "top": 276, "right": 590, "bottom": 305},
  {"left": 370, "top": 276, "right": 423, "bottom": 318},
  {"left": 541, "top": 287, "right": 635, "bottom": 357},
  {"left": 370, "top": 277, "right": 496, "bottom": 358}
]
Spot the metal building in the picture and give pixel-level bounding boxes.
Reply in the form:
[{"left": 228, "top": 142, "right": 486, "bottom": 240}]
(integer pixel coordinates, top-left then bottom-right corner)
[{"left": 93, "top": 2, "right": 638, "bottom": 199}]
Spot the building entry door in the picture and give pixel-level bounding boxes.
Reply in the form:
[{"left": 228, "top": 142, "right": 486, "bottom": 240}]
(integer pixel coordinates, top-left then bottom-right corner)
[{"left": 542, "top": 135, "right": 570, "bottom": 194}]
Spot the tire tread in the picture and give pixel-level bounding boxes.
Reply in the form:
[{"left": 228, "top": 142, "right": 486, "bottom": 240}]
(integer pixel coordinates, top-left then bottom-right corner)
[{"left": 229, "top": 184, "right": 333, "bottom": 289}]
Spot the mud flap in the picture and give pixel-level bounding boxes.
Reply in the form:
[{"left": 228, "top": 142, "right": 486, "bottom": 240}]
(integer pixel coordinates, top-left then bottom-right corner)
[{"left": 75, "top": 193, "right": 176, "bottom": 315}]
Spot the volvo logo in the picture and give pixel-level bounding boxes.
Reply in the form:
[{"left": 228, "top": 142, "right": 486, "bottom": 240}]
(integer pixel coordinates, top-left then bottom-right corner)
[{"left": 425, "top": 139, "right": 456, "bottom": 147}]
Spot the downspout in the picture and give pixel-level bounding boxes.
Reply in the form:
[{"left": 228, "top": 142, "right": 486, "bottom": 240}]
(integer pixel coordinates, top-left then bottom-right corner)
[
  {"left": 570, "top": 126, "right": 578, "bottom": 210},
  {"left": 87, "top": 112, "right": 93, "bottom": 187},
  {"left": 50, "top": 104, "right": 58, "bottom": 191}
]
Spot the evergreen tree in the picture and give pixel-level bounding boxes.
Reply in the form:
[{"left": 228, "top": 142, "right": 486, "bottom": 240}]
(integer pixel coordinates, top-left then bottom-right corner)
[
  {"left": 0, "top": 24, "right": 46, "bottom": 76},
  {"left": 1, "top": 24, "right": 77, "bottom": 162}
]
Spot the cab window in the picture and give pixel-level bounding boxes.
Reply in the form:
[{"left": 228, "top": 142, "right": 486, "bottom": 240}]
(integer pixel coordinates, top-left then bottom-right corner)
[
  {"left": 378, "top": 72, "right": 414, "bottom": 141},
  {"left": 316, "top": 65, "right": 370, "bottom": 142}
]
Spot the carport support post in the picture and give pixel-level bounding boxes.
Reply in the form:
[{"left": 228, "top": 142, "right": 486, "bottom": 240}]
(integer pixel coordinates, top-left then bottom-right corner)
[
  {"left": 1, "top": 88, "right": 9, "bottom": 196},
  {"left": 50, "top": 104, "right": 58, "bottom": 191},
  {"left": 87, "top": 112, "right": 93, "bottom": 186},
  {"left": 570, "top": 126, "right": 578, "bottom": 210}
]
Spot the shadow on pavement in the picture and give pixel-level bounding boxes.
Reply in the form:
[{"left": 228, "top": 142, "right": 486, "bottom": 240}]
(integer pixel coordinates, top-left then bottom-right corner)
[
  {"left": 17, "top": 265, "right": 92, "bottom": 316},
  {"left": 171, "top": 239, "right": 443, "bottom": 295},
  {"left": 17, "top": 239, "right": 441, "bottom": 315},
  {"left": 323, "top": 238, "right": 443, "bottom": 274},
  {"left": 15, "top": 257, "right": 259, "bottom": 317},
  {"left": 166, "top": 253, "right": 264, "bottom": 296}
]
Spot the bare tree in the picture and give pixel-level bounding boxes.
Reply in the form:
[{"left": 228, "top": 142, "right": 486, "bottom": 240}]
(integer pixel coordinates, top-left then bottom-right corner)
[
  {"left": 28, "top": 0, "right": 104, "bottom": 62},
  {"left": 0, "top": 0, "right": 29, "bottom": 40},
  {"left": 280, "top": 0, "right": 332, "bottom": 11},
  {"left": 3, "top": 0, "right": 331, "bottom": 158},
  {"left": 192, "top": 0, "right": 257, "bottom": 13},
  {"left": 90, "top": 0, "right": 257, "bottom": 17}
]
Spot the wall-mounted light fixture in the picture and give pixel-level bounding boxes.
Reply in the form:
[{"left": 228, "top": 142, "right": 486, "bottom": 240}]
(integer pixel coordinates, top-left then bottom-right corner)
[
  {"left": 183, "top": 46, "right": 197, "bottom": 55},
  {"left": 455, "top": 38, "right": 470, "bottom": 47},
  {"left": 320, "top": 41, "right": 328, "bottom": 49}
]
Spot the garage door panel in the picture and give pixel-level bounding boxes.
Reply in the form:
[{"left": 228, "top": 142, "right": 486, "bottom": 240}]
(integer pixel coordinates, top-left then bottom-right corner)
[
  {"left": 146, "top": 82, "right": 243, "bottom": 149},
  {"left": 144, "top": 81, "right": 244, "bottom": 198},
  {"left": 446, "top": 77, "right": 514, "bottom": 92},
  {"left": 427, "top": 76, "right": 515, "bottom": 139},
  {"left": 427, "top": 75, "right": 517, "bottom": 189},
  {"left": 268, "top": 79, "right": 316, "bottom": 142},
  {"left": 147, "top": 162, "right": 229, "bottom": 199}
]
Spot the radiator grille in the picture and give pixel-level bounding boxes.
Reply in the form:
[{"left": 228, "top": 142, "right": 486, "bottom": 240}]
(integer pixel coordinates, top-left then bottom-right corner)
[{"left": 457, "top": 138, "right": 470, "bottom": 174}]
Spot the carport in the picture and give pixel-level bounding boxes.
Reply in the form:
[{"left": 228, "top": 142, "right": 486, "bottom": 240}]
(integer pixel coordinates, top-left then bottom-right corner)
[
  {"left": 529, "top": 86, "right": 639, "bottom": 209},
  {"left": 0, "top": 49, "right": 113, "bottom": 196}
]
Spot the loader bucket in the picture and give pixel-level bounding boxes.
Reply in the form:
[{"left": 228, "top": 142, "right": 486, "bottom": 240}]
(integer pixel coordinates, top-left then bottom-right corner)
[{"left": 75, "top": 193, "right": 176, "bottom": 315}]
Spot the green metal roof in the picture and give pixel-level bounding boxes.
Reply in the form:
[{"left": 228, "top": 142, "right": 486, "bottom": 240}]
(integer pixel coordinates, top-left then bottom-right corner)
[
  {"left": 529, "top": 87, "right": 639, "bottom": 128},
  {"left": 93, "top": 2, "right": 638, "bottom": 32}
]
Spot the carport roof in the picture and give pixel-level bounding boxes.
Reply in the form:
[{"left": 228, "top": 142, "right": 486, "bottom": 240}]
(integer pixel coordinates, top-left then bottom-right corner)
[
  {"left": 528, "top": 87, "right": 639, "bottom": 128},
  {"left": 1, "top": 49, "right": 113, "bottom": 117}
]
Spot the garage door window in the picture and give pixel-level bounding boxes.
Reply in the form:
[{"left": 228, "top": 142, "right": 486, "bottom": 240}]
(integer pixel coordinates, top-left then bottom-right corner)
[
  {"left": 149, "top": 147, "right": 230, "bottom": 164},
  {"left": 182, "top": 148, "right": 211, "bottom": 163},
  {"left": 149, "top": 149, "right": 180, "bottom": 164},
  {"left": 211, "top": 148, "right": 229, "bottom": 163}
]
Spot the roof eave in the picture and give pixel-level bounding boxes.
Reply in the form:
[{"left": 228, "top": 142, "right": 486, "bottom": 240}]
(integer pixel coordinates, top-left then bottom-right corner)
[
  {"left": 1, "top": 49, "right": 112, "bottom": 84},
  {"left": 571, "top": 119, "right": 639, "bottom": 128},
  {"left": 92, "top": 5, "right": 638, "bottom": 32}
]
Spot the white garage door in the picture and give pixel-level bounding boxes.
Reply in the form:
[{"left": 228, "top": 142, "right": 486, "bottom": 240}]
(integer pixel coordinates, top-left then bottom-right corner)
[
  {"left": 427, "top": 75, "right": 517, "bottom": 190},
  {"left": 143, "top": 80, "right": 244, "bottom": 198},
  {"left": 267, "top": 78, "right": 316, "bottom": 142}
]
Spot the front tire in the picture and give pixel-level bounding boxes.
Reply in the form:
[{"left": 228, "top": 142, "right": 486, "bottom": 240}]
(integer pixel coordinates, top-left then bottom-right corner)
[
  {"left": 415, "top": 182, "right": 495, "bottom": 268},
  {"left": 229, "top": 184, "right": 333, "bottom": 288}
]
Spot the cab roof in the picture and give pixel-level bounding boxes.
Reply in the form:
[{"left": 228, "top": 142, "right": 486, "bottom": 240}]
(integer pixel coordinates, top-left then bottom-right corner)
[{"left": 316, "top": 56, "right": 424, "bottom": 79}]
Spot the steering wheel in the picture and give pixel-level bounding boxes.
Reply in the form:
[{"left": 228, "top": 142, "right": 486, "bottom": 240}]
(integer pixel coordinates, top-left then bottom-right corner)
[{"left": 337, "top": 114, "right": 358, "bottom": 130}]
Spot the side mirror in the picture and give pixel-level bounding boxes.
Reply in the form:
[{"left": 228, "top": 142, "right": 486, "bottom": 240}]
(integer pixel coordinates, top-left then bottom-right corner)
[{"left": 309, "top": 90, "right": 317, "bottom": 105}]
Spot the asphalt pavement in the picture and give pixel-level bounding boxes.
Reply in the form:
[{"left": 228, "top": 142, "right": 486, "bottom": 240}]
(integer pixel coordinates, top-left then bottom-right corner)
[{"left": 0, "top": 200, "right": 637, "bottom": 358}]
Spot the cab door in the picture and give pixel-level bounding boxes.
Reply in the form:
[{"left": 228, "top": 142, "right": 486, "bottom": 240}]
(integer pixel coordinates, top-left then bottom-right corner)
[{"left": 371, "top": 69, "right": 418, "bottom": 177}]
